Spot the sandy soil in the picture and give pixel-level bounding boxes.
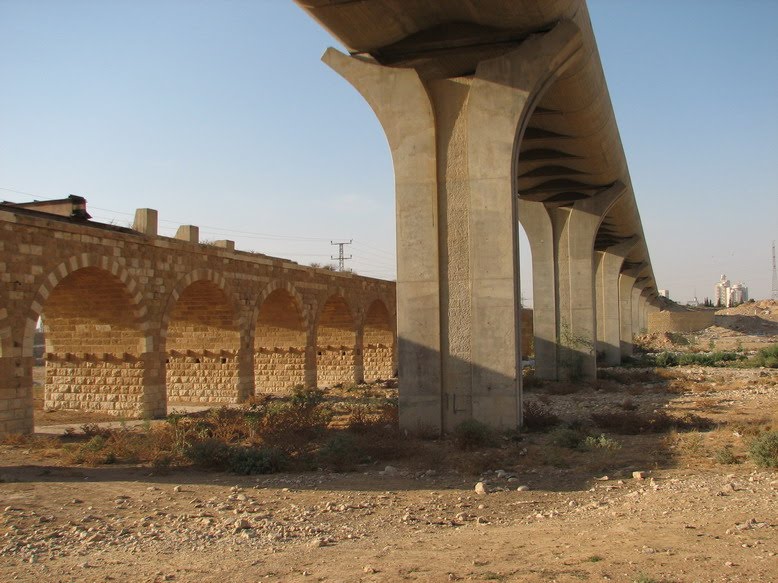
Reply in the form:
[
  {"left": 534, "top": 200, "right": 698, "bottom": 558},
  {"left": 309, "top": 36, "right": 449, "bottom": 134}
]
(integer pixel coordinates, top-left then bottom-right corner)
[{"left": 3, "top": 365, "right": 777, "bottom": 583}]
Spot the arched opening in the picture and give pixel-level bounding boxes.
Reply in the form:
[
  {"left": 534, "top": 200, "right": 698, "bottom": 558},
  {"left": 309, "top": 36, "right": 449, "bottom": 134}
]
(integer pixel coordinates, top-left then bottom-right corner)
[
  {"left": 165, "top": 280, "right": 241, "bottom": 408},
  {"left": 254, "top": 288, "right": 306, "bottom": 394},
  {"left": 316, "top": 295, "right": 356, "bottom": 388},
  {"left": 38, "top": 267, "right": 145, "bottom": 416},
  {"left": 363, "top": 299, "right": 395, "bottom": 382},
  {"left": 518, "top": 224, "right": 534, "bottom": 361}
]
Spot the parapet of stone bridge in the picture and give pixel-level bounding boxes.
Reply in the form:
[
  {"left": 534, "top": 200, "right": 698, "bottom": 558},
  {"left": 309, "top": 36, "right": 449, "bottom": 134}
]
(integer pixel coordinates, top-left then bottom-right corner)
[{"left": 0, "top": 199, "right": 396, "bottom": 434}]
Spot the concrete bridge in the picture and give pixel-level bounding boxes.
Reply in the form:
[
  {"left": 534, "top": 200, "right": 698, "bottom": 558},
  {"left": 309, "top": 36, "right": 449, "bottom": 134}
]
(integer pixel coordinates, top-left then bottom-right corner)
[
  {"left": 296, "top": 0, "right": 661, "bottom": 432},
  {"left": 0, "top": 197, "right": 396, "bottom": 434}
]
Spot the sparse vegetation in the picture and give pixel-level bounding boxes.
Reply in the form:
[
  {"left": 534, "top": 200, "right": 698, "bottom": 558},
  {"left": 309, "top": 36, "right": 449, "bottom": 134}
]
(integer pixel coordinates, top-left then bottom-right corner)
[
  {"left": 590, "top": 410, "right": 715, "bottom": 435},
  {"left": 748, "top": 431, "right": 778, "bottom": 468},
  {"left": 751, "top": 344, "right": 778, "bottom": 368},
  {"left": 714, "top": 445, "right": 740, "bottom": 465},
  {"left": 652, "top": 351, "right": 744, "bottom": 368},
  {"left": 453, "top": 419, "right": 496, "bottom": 450},
  {"left": 522, "top": 400, "right": 560, "bottom": 432}
]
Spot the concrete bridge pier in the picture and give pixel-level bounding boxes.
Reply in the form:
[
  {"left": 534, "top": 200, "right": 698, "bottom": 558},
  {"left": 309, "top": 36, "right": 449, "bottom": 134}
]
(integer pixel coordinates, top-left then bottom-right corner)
[
  {"left": 618, "top": 265, "right": 645, "bottom": 360},
  {"left": 595, "top": 236, "right": 639, "bottom": 366},
  {"left": 325, "top": 22, "right": 583, "bottom": 432},
  {"left": 550, "top": 183, "right": 625, "bottom": 380},
  {"left": 519, "top": 200, "right": 557, "bottom": 380}
]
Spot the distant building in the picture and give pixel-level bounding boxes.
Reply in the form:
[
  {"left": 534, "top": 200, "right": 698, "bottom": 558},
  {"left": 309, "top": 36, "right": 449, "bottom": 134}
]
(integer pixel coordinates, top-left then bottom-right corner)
[
  {"left": 659, "top": 289, "right": 670, "bottom": 299},
  {"left": 714, "top": 274, "right": 748, "bottom": 307},
  {"left": 729, "top": 282, "right": 748, "bottom": 305}
]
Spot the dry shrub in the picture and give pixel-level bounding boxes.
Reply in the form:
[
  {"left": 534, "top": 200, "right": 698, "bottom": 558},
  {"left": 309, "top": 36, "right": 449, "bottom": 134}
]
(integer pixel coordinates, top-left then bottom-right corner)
[
  {"left": 453, "top": 420, "right": 496, "bottom": 450},
  {"left": 544, "top": 382, "right": 585, "bottom": 396},
  {"left": 0, "top": 433, "right": 30, "bottom": 446},
  {"left": 454, "top": 449, "right": 506, "bottom": 475},
  {"left": 591, "top": 410, "right": 715, "bottom": 435},
  {"left": 728, "top": 417, "right": 774, "bottom": 437},
  {"left": 523, "top": 401, "right": 560, "bottom": 432},
  {"left": 345, "top": 404, "right": 377, "bottom": 433}
]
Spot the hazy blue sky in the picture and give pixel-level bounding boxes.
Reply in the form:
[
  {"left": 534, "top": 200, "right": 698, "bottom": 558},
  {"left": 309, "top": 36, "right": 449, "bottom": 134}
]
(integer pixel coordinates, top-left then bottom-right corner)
[{"left": 1, "top": 1, "right": 776, "bottom": 302}]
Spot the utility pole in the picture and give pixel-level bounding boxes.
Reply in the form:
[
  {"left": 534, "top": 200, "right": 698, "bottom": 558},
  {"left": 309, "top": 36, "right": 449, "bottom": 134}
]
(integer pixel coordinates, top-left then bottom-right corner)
[
  {"left": 331, "top": 240, "right": 352, "bottom": 271},
  {"left": 773, "top": 241, "right": 778, "bottom": 300}
]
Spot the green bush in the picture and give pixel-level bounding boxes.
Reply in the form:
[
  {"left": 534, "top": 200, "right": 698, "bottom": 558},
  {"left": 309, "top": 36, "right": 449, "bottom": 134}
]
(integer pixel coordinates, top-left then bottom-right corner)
[
  {"left": 654, "top": 352, "right": 678, "bottom": 367},
  {"left": 318, "top": 433, "right": 364, "bottom": 471},
  {"left": 752, "top": 344, "right": 778, "bottom": 368},
  {"left": 714, "top": 445, "right": 740, "bottom": 465},
  {"left": 582, "top": 433, "right": 621, "bottom": 451},
  {"left": 229, "top": 446, "right": 285, "bottom": 475},
  {"left": 548, "top": 427, "right": 586, "bottom": 449},
  {"left": 749, "top": 431, "right": 778, "bottom": 468},
  {"left": 652, "top": 351, "right": 744, "bottom": 368},
  {"left": 291, "top": 385, "right": 326, "bottom": 407},
  {"left": 453, "top": 419, "right": 496, "bottom": 450},
  {"left": 184, "top": 438, "right": 232, "bottom": 469}
]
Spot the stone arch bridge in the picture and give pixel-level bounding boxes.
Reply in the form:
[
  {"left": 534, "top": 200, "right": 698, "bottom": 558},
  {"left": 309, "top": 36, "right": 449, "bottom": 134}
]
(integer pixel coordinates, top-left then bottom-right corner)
[{"left": 0, "top": 200, "right": 396, "bottom": 434}]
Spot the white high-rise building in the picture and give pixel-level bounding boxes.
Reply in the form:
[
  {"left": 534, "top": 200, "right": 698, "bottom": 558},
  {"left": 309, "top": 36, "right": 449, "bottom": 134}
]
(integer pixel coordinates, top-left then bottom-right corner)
[
  {"left": 714, "top": 275, "right": 749, "bottom": 307},
  {"left": 728, "top": 282, "right": 748, "bottom": 306}
]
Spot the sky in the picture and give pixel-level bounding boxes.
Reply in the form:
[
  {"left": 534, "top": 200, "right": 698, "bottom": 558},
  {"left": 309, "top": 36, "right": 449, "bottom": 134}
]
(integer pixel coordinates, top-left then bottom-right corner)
[{"left": 1, "top": 1, "right": 776, "bottom": 303}]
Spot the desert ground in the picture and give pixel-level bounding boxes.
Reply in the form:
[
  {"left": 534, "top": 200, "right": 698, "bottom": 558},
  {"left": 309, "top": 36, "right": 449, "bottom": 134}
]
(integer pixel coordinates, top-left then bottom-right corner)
[{"left": 2, "top": 303, "right": 777, "bottom": 583}]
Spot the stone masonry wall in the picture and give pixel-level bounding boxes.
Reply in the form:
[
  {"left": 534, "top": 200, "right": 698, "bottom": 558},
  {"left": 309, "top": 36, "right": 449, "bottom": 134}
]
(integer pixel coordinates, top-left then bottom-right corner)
[
  {"left": 316, "top": 347, "right": 357, "bottom": 388},
  {"left": 254, "top": 349, "right": 306, "bottom": 394},
  {"left": 363, "top": 345, "right": 394, "bottom": 381},
  {"left": 45, "top": 357, "right": 145, "bottom": 413},
  {"left": 648, "top": 310, "right": 715, "bottom": 334},
  {"left": 0, "top": 204, "right": 396, "bottom": 434},
  {"left": 166, "top": 353, "right": 240, "bottom": 405}
]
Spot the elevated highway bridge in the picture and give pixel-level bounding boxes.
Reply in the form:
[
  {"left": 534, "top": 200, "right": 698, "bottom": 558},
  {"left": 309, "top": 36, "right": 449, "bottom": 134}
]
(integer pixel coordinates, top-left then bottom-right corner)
[{"left": 296, "top": 0, "right": 660, "bottom": 432}]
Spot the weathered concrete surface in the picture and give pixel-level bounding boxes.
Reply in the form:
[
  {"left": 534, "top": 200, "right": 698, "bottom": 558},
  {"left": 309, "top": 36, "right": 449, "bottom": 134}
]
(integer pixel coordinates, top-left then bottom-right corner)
[
  {"left": 303, "top": 0, "right": 658, "bottom": 429},
  {"left": 326, "top": 21, "right": 584, "bottom": 432}
]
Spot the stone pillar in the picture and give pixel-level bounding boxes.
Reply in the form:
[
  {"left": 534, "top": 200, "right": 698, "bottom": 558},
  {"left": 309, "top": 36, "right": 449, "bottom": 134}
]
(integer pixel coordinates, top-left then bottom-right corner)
[
  {"left": 133, "top": 208, "right": 158, "bottom": 236},
  {"left": 595, "top": 237, "right": 638, "bottom": 366},
  {"left": 237, "top": 345, "right": 254, "bottom": 402},
  {"left": 354, "top": 327, "right": 365, "bottom": 384},
  {"left": 140, "top": 350, "right": 166, "bottom": 418},
  {"left": 326, "top": 22, "right": 582, "bottom": 431},
  {"left": 175, "top": 225, "right": 199, "bottom": 243},
  {"left": 552, "top": 183, "right": 625, "bottom": 380},
  {"left": 0, "top": 350, "right": 34, "bottom": 435},
  {"left": 619, "top": 265, "right": 646, "bottom": 360},
  {"left": 304, "top": 332, "right": 317, "bottom": 390},
  {"left": 519, "top": 200, "right": 557, "bottom": 380}
]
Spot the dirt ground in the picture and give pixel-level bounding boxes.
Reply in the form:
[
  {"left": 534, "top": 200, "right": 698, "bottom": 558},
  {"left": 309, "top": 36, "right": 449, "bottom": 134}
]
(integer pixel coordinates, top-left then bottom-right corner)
[{"left": 3, "top": 360, "right": 777, "bottom": 583}]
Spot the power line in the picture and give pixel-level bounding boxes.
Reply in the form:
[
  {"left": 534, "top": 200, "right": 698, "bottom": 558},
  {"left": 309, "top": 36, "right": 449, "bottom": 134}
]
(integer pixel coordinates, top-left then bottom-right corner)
[
  {"left": 331, "top": 240, "right": 353, "bottom": 271},
  {"left": 772, "top": 241, "right": 778, "bottom": 300}
]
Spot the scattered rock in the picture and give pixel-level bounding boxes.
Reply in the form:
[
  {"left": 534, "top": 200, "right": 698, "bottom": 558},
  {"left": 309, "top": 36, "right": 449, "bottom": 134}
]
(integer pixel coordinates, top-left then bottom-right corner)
[{"left": 474, "top": 482, "right": 488, "bottom": 495}]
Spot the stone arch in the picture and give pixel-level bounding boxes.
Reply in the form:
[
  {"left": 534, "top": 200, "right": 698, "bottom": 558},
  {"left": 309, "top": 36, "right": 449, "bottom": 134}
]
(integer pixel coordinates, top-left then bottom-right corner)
[
  {"left": 362, "top": 298, "right": 395, "bottom": 382},
  {"left": 314, "top": 293, "right": 357, "bottom": 388},
  {"left": 24, "top": 254, "right": 150, "bottom": 358},
  {"left": 253, "top": 282, "right": 308, "bottom": 395},
  {"left": 25, "top": 255, "right": 151, "bottom": 416},
  {"left": 161, "top": 269, "right": 244, "bottom": 407}
]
